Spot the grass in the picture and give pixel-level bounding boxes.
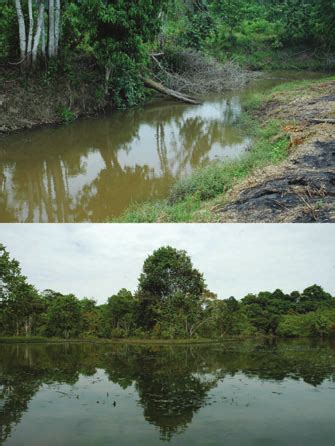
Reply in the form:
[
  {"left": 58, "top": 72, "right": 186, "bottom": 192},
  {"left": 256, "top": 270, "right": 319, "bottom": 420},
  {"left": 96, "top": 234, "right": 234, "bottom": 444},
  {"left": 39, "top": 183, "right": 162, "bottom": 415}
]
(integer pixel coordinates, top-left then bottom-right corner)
[
  {"left": 222, "top": 47, "right": 335, "bottom": 71},
  {"left": 115, "top": 118, "right": 289, "bottom": 222},
  {"left": 0, "top": 336, "right": 221, "bottom": 345},
  {"left": 115, "top": 74, "right": 335, "bottom": 223}
]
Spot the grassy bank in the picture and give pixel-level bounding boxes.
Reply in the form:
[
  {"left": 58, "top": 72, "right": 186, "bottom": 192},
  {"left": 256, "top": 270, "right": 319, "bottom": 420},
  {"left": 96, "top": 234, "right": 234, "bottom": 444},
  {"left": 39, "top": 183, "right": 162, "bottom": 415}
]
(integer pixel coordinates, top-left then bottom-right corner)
[
  {"left": 115, "top": 74, "right": 334, "bottom": 223},
  {"left": 220, "top": 47, "right": 335, "bottom": 72},
  {"left": 115, "top": 99, "right": 290, "bottom": 223},
  {"left": 0, "top": 336, "right": 222, "bottom": 345}
]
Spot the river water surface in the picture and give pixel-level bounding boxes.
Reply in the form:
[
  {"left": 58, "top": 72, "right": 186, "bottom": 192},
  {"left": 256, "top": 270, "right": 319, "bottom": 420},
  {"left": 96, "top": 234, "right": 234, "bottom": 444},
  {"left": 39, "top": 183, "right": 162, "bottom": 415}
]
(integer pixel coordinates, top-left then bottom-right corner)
[
  {"left": 0, "top": 71, "right": 325, "bottom": 222},
  {"left": 1, "top": 339, "right": 335, "bottom": 445}
]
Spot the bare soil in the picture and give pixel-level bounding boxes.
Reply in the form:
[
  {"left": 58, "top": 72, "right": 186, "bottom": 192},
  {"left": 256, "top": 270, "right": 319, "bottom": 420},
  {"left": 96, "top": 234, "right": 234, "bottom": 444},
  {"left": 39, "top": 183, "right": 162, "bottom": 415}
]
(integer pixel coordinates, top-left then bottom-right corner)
[
  {"left": 214, "top": 80, "right": 335, "bottom": 222},
  {"left": 0, "top": 59, "right": 106, "bottom": 134}
]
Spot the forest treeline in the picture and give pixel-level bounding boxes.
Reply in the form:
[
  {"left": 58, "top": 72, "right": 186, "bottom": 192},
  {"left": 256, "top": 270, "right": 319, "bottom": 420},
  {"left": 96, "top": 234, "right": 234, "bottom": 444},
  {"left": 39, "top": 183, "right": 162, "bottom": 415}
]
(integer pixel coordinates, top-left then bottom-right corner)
[
  {"left": 1, "top": 243, "right": 334, "bottom": 340},
  {"left": 1, "top": 0, "right": 335, "bottom": 109}
]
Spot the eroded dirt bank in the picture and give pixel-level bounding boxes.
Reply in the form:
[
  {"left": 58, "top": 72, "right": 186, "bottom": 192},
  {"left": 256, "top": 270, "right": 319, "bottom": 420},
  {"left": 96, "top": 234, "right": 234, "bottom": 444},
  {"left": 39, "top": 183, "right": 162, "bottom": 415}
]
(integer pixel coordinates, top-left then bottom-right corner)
[
  {"left": 0, "top": 62, "right": 107, "bottom": 134},
  {"left": 215, "top": 80, "right": 335, "bottom": 222}
]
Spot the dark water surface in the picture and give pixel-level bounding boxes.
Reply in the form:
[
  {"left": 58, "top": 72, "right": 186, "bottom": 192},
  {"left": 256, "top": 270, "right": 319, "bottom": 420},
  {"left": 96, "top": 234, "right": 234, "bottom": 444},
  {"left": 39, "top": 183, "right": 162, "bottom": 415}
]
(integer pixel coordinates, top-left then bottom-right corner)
[
  {"left": 0, "top": 71, "right": 326, "bottom": 222},
  {"left": 1, "top": 339, "right": 335, "bottom": 445}
]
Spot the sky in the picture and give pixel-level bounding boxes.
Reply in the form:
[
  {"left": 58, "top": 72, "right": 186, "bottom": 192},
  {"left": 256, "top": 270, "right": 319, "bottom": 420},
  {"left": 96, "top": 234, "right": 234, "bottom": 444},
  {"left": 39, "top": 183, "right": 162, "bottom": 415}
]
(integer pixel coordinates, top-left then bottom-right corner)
[{"left": 0, "top": 224, "right": 334, "bottom": 303}]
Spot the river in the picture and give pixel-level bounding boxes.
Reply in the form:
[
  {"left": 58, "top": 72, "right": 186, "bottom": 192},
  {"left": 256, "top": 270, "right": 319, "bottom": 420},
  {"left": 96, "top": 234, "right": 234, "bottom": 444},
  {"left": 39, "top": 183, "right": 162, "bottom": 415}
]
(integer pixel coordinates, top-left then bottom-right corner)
[
  {"left": 1, "top": 339, "right": 334, "bottom": 445},
  {"left": 0, "top": 71, "right": 325, "bottom": 222}
]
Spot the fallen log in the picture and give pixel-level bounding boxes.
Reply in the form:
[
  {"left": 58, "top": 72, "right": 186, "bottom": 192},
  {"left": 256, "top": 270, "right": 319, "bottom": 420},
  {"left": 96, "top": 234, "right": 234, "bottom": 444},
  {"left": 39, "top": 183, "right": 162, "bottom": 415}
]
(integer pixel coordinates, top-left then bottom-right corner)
[{"left": 141, "top": 76, "right": 201, "bottom": 105}]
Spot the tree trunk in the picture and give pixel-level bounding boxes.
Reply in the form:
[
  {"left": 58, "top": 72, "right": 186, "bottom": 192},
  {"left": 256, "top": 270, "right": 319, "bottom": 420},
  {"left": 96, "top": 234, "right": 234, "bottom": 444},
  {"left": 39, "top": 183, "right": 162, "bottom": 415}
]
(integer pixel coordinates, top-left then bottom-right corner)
[
  {"left": 32, "top": 1, "right": 45, "bottom": 63},
  {"left": 48, "top": 0, "right": 55, "bottom": 58},
  {"left": 24, "top": 316, "right": 32, "bottom": 336},
  {"left": 54, "top": 0, "right": 61, "bottom": 55},
  {"left": 41, "top": 13, "right": 46, "bottom": 57},
  {"left": 142, "top": 77, "right": 200, "bottom": 105},
  {"left": 14, "top": 0, "right": 27, "bottom": 62},
  {"left": 105, "top": 66, "right": 112, "bottom": 94},
  {"left": 27, "top": 0, "right": 34, "bottom": 66}
]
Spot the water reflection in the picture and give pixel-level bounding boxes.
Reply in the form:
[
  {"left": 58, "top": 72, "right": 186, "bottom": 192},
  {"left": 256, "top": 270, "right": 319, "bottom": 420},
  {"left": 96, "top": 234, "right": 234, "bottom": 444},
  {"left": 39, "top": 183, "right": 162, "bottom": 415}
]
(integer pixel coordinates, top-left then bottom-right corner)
[
  {"left": 0, "top": 96, "right": 250, "bottom": 222},
  {"left": 1, "top": 339, "right": 335, "bottom": 444}
]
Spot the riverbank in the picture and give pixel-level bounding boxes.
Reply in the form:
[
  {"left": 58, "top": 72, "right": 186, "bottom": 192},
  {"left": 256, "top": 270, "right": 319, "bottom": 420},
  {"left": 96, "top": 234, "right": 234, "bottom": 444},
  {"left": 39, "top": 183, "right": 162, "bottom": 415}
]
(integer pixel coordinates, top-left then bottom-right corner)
[
  {"left": 0, "top": 59, "right": 109, "bottom": 134},
  {"left": 1, "top": 333, "right": 332, "bottom": 344},
  {"left": 0, "top": 54, "right": 247, "bottom": 135},
  {"left": 117, "top": 76, "right": 335, "bottom": 223},
  {"left": 0, "top": 336, "right": 223, "bottom": 345}
]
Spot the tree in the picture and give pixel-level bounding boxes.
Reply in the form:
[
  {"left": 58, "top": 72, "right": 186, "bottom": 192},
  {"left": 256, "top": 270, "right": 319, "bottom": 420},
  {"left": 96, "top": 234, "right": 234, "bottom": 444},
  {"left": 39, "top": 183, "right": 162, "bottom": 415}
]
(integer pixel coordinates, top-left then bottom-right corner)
[
  {"left": 137, "top": 246, "right": 206, "bottom": 331},
  {"left": 45, "top": 293, "right": 82, "bottom": 338},
  {"left": 299, "top": 285, "right": 333, "bottom": 313},
  {"left": 79, "top": 298, "right": 104, "bottom": 337},
  {"left": 0, "top": 244, "right": 42, "bottom": 336},
  {"left": 14, "top": 0, "right": 46, "bottom": 67},
  {"left": 210, "top": 0, "right": 246, "bottom": 36},
  {"left": 105, "top": 289, "right": 138, "bottom": 336},
  {"left": 68, "top": 0, "right": 167, "bottom": 105}
]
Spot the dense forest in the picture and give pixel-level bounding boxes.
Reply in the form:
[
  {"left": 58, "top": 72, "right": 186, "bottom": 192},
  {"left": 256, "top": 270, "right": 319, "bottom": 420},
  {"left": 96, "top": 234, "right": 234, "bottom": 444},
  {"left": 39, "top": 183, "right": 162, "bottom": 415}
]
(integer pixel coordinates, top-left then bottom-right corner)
[
  {"left": 1, "top": 0, "right": 335, "bottom": 112},
  {"left": 1, "top": 243, "right": 334, "bottom": 339}
]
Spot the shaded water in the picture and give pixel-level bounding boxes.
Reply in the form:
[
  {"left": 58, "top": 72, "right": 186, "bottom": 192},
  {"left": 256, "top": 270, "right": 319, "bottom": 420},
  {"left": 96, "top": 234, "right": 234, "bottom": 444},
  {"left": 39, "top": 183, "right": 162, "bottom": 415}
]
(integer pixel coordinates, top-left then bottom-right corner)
[
  {"left": 0, "top": 71, "right": 326, "bottom": 222},
  {"left": 1, "top": 339, "right": 335, "bottom": 445}
]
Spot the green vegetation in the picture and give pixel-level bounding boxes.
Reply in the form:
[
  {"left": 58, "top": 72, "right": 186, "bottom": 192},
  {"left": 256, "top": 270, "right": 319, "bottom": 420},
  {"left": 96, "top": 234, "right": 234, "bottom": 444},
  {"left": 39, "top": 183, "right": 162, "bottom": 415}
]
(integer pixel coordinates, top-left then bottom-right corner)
[
  {"left": 117, "top": 73, "right": 335, "bottom": 223},
  {"left": 163, "top": 0, "right": 335, "bottom": 70},
  {"left": 117, "top": 115, "right": 289, "bottom": 222},
  {"left": 1, "top": 243, "right": 334, "bottom": 340},
  {"left": 57, "top": 105, "right": 76, "bottom": 122},
  {"left": 1, "top": 0, "right": 334, "bottom": 116},
  {"left": 1, "top": 0, "right": 167, "bottom": 109}
]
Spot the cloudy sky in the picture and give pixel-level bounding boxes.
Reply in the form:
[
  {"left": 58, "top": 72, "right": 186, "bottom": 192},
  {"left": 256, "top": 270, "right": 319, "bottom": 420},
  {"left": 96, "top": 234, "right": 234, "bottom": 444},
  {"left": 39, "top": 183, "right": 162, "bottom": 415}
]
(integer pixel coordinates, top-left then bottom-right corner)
[{"left": 1, "top": 224, "right": 334, "bottom": 303}]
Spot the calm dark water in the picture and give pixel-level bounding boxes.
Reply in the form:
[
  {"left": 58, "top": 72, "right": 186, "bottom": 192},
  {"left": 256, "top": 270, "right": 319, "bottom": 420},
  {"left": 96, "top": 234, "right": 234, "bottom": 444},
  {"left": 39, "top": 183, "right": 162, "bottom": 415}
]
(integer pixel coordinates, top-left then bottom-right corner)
[
  {"left": 1, "top": 339, "right": 335, "bottom": 445},
  {"left": 0, "top": 71, "right": 326, "bottom": 222}
]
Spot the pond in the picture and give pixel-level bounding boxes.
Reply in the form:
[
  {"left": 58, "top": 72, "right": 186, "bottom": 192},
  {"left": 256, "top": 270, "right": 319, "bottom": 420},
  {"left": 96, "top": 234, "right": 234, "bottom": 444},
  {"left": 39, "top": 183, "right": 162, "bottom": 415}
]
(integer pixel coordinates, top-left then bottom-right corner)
[
  {"left": 0, "top": 71, "right": 325, "bottom": 222},
  {"left": 1, "top": 339, "right": 335, "bottom": 445}
]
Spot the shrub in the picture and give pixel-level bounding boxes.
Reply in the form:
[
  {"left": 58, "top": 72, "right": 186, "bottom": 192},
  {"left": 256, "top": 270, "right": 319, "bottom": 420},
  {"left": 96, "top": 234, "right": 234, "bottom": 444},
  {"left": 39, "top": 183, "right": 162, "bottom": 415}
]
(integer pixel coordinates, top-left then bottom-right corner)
[
  {"left": 57, "top": 105, "right": 76, "bottom": 123},
  {"left": 111, "top": 328, "right": 127, "bottom": 339}
]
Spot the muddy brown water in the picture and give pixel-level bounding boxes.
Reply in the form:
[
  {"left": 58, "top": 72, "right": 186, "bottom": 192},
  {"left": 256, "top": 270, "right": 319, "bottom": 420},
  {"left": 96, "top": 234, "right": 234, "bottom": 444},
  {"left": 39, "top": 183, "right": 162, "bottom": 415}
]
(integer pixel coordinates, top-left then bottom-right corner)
[{"left": 0, "top": 71, "right": 326, "bottom": 222}]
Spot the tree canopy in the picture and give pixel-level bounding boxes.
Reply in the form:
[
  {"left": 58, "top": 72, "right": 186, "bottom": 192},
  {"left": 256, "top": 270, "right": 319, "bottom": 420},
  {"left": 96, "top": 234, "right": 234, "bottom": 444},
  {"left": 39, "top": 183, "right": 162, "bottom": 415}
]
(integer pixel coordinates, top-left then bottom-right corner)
[
  {"left": 1, "top": 0, "right": 334, "bottom": 112},
  {"left": 1, "top": 243, "right": 334, "bottom": 339}
]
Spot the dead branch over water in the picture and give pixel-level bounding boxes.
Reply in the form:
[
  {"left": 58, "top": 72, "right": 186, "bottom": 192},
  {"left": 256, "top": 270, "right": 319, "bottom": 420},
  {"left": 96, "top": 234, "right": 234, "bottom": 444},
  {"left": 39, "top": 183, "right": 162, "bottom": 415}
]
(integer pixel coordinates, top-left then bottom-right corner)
[{"left": 150, "top": 50, "right": 250, "bottom": 95}]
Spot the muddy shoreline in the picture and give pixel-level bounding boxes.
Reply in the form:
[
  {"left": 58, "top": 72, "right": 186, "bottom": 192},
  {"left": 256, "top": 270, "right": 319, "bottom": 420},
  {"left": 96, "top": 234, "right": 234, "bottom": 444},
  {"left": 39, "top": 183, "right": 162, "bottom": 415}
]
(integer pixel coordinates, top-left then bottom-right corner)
[
  {"left": 215, "top": 81, "right": 335, "bottom": 222},
  {"left": 0, "top": 62, "right": 109, "bottom": 135}
]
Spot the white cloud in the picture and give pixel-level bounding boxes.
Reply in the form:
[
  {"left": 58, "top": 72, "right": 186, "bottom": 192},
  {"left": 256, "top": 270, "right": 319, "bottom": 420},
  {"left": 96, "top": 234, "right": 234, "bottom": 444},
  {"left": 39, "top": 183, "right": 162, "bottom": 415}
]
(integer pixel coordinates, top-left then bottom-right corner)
[{"left": 0, "top": 224, "right": 334, "bottom": 303}]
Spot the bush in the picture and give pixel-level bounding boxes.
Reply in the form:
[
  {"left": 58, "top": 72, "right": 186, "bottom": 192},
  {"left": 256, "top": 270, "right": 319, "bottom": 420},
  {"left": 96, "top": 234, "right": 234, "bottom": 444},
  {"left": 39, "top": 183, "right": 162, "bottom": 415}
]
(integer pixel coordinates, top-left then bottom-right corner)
[
  {"left": 277, "top": 315, "right": 310, "bottom": 337},
  {"left": 57, "top": 105, "right": 76, "bottom": 123},
  {"left": 236, "top": 19, "right": 283, "bottom": 52},
  {"left": 278, "top": 310, "right": 335, "bottom": 338},
  {"left": 0, "top": 5, "right": 17, "bottom": 60},
  {"left": 169, "top": 120, "right": 288, "bottom": 204},
  {"left": 111, "top": 328, "right": 127, "bottom": 339},
  {"left": 309, "top": 312, "right": 335, "bottom": 337}
]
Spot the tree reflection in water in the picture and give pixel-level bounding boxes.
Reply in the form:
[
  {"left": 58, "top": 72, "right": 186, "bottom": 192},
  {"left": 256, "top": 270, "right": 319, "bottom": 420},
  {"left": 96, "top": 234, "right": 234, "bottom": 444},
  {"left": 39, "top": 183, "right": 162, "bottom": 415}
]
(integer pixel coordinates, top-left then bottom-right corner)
[
  {"left": 0, "top": 96, "right": 250, "bottom": 222},
  {"left": 1, "top": 339, "right": 335, "bottom": 443}
]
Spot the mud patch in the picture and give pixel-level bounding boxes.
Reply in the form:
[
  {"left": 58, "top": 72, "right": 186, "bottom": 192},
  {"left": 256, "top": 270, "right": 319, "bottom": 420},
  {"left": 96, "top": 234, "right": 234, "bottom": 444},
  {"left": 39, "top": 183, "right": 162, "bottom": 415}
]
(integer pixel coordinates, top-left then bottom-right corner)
[
  {"left": 219, "top": 170, "right": 334, "bottom": 222},
  {"left": 215, "top": 81, "right": 335, "bottom": 223},
  {"left": 0, "top": 60, "right": 106, "bottom": 134}
]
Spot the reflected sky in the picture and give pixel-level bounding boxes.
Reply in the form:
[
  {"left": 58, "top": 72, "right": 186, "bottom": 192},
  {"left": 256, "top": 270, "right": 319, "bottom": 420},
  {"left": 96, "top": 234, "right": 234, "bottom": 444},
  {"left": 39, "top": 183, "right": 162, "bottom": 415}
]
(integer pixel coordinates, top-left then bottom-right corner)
[{"left": 1, "top": 339, "right": 335, "bottom": 445}]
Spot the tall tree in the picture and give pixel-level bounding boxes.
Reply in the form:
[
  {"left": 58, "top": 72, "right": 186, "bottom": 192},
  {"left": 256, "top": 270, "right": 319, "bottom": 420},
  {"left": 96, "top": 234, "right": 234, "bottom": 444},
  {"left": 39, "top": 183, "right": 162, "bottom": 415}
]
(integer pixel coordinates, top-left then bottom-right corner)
[
  {"left": 137, "top": 246, "right": 206, "bottom": 330},
  {"left": 46, "top": 293, "right": 82, "bottom": 338},
  {"left": 105, "top": 289, "right": 138, "bottom": 335},
  {"left": 0, "top": 244, "right": 41, "bottom": 336}
]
